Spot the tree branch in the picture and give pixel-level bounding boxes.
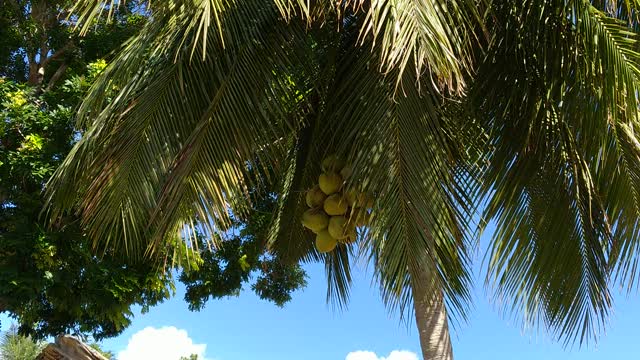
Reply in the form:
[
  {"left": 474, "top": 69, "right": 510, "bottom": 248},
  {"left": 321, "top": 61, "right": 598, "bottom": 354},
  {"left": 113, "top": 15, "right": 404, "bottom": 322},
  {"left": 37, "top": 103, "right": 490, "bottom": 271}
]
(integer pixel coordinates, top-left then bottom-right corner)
[
  {"left": 41, "top": 42, "right": 73, "bottom": 68},
  {"left": 45, "top": 63, "right": 68, "bottom": 92}
]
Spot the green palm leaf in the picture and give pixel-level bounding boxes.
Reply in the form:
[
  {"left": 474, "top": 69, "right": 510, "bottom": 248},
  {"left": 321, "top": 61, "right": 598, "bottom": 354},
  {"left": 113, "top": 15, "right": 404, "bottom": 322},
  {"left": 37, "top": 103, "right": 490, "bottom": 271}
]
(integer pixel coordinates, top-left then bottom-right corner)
[
  {"left": 353, "top": 0, "right": 478, "bottom": 92},
  {"left": 474, "top": 0, "right": 640, "bottom": 344},
  {"left": 70, "top": 0, "right": 479, "bottom": 91},
  {"left": 46, "top": 0, "right": 311, "bottom": 258}
]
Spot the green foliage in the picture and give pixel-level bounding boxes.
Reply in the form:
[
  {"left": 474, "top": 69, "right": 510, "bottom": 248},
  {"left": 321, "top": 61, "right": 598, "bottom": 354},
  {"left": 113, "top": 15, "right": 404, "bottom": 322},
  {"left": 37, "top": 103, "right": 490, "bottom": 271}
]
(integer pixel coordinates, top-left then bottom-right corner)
[
  {"left": 0, "top": 0, "right": 72, "bottom": 81},
  {"left": 0, "top": 72, "right": 175, "bottom": 340},
  {"left": 0, "top": 0, "right": 308, "bottom": 341},
  {"left": 473, "top": 0, "right": 640, "bottom": 344},
  {"left": 0, "top": 325, "right": 46, "bottom": 360},
  {"left": 180, "top": 189, "right": 307, "bottom": 310},
  {"left": 0, "top": 1, "right": 165, "bottom": 340},
  {"left": 0, "top": 0, "right": 146, "bottom": 87},
  {"left": 79, "top": 6, "right": 147, "bottom": 62},
  {"left": 0, "top": 67, "right": 306, "bottom": 339}
]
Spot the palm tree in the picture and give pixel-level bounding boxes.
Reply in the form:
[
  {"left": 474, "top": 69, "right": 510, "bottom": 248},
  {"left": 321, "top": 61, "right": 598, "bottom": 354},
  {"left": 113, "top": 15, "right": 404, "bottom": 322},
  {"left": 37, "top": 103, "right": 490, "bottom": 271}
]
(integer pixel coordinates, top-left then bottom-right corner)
[
  {"left": 0, "top": 325, "right": 46, "bottom": 360},
  {"left": 45, "top": 0, "right": 640, "bottom": 358}
]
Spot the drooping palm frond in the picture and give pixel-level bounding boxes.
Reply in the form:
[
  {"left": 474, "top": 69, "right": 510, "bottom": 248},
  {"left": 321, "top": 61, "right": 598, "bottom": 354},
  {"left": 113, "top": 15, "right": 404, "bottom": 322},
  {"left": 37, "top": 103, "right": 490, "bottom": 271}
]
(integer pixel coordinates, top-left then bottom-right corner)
[
  {"left": 474, "top": 0, "right": 640, "bottom": 345},
  {"left": 70, "top": 0, "right": 480, "bottom": 93},
  {"left": 322, "top": 43, "right": 478, "bottom": 324},
  {"left": 269, "top": 0, "right": 481, "bottom": 91},
  {"left": 266, "top": 125, "right": 356, "bottom": 308},
  {"left": 591, "top": 0, "right": 640, "bottom": 26},
  {"left": 265, "top": 20, "right": 348, "bottom": 263},
  {"left": 46, "top": 0, "right": 312, "bottom": 258},
  {"left": 608, "top": 122, "right": 640, "bottom": 287},
  {"left": 258, "top": 14, "right": 481, "bottom": 320},
  {"left": 266, "top": 126, "right": 320, "bottom": 264},
  {"left": 351, "top": 0, "right": 479, "bottom": 92}
]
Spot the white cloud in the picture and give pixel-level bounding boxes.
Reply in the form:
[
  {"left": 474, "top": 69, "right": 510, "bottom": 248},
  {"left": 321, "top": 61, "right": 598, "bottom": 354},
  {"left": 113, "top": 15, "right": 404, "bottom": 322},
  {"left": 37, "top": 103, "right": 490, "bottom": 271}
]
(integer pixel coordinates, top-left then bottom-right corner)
[
  {"left": 118, "top": 326, "right": 209, "bottom": 360},
  {"left": 346, "top": 350, "right": 419, "bottom": 360}
]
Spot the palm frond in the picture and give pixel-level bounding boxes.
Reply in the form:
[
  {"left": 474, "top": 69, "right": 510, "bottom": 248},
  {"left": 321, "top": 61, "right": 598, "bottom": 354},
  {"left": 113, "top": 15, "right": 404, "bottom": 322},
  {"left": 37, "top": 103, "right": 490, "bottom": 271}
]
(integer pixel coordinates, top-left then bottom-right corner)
[
  {"left": 46, "top": 0, "right": 640, "bottom": 352},
  {"left": 46, "top": 0, "right": 311, "bottom": 258},
  {"left": 70, "top": 0, "right": 480, "bottom": 94},
  {"left": 474, "top": 0, "right": 640, "bottom": 344},
  {"left": 351, "top": 0, "right": 480, "bottom": 93},
  {"left": 325, "top": 244, "right": 354, "bottom": 309},
  {"left": 266, "top": 128, "right": 321, "bottom": 264},
  {"left": 319, "top": 41, "right": 477, "bottom": 324},
  {"left": 263, "top": 16, "right": 479, "bottom": 316},
  {"left": 590, "top": 0, "right": 640, "bottom": 26},
  {"left": 69, "top": 0, "right": 132, "bottom": 34}
]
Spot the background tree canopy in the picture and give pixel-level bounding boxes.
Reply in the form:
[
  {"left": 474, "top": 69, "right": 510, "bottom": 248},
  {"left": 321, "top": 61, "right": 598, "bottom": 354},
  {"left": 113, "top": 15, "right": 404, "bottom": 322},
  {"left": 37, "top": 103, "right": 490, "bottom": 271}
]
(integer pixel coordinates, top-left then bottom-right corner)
[{"left": 0, "top": 0, "right": 306, "bottom": 341}]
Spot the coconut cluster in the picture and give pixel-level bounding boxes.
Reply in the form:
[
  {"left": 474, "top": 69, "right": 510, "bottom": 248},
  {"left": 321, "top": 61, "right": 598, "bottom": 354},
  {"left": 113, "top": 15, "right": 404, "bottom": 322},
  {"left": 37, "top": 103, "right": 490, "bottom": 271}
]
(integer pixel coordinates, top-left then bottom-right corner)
[{"left": 301, "top": 155, "right": 373, "bottom": 253}]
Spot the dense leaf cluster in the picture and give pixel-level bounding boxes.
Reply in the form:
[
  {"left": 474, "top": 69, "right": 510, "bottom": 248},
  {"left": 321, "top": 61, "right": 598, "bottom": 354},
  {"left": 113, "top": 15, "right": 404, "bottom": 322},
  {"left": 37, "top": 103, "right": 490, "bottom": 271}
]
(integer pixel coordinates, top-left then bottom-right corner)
[
  {"left": 181, "top": 193, "right": 306, "bottom": 310},
  {"left": 0, "top": 74, "right": 175, "bottom": 339}
]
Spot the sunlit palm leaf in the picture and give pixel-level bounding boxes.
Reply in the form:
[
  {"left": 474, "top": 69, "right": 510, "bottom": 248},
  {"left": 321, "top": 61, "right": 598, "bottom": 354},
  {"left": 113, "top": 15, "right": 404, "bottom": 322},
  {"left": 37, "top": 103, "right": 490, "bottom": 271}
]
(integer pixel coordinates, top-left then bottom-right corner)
[
  {"left": 261, "top": 17, "right": 478, "bottom": 321},
  {"left": 352, "top": 0, "right": 478, "bottom": 92},
  {"left": 71, "top": 0, "right": 479, "bottom": 93}
]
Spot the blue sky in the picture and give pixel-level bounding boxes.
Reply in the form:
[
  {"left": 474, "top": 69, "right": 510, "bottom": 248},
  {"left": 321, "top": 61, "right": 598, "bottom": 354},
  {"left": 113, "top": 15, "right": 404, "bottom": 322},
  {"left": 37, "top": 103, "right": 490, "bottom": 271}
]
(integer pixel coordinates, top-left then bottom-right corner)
[
  {"left": 3, "top": 227, "right": 640, "bottom": 359},
  {"left": 101, "top": 226, "right": 640, "bottom": 360}
]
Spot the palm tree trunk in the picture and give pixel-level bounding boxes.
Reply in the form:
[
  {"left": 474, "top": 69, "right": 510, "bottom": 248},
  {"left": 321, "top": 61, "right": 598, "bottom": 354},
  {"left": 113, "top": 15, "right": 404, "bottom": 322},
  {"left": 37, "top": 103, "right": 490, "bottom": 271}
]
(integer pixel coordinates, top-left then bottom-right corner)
[{"left": 412, "top": 273, "right": 454, "bottom": 360}]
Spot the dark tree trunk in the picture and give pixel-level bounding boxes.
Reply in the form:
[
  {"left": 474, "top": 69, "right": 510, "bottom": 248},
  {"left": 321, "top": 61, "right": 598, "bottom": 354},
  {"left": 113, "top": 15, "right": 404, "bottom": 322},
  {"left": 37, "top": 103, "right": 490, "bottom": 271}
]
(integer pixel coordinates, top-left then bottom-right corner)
[
  {"left": 25, "top": 0, "right": 73, "bottom": 89},
  {"left": 27, "top": 62, "right": 45, "bottom": 86},
  {"left": 45, "top": 63, "right": 68, "bottom": 91}
]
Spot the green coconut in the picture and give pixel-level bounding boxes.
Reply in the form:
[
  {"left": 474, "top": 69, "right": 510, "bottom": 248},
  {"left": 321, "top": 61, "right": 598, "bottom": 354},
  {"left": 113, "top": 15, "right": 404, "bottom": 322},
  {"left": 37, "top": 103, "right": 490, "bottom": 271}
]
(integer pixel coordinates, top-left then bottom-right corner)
[
  {"left": 324, "top": 194, "right": 348, "bottom": 216},
  {"left": 318, "top": 172, "right": 343, "bottom": 195},
  {"left": 305, "top": 185, "right": 327, "bottom": 208},
  {"left": 322, "top": 155, "right": 346, "bottom": 172},
  {"left": 328, "top": 216, "right": 349, "bottom": 239},
  {"left": 301, "top": 209, "right": 329, "bottom": 233},
  {"left": 340, "top": 165, "right": 353, "bottom": 179},
  {"left": 315, "top": 230, "right": 338, "bottom": 253}
]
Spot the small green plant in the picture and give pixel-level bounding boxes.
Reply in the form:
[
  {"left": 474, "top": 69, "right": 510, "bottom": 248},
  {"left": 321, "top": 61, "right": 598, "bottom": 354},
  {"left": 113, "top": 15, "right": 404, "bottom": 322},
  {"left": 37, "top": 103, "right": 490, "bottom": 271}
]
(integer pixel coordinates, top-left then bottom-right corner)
[{"left": 0, "top": 325, "right": 46, "bottom": 360}]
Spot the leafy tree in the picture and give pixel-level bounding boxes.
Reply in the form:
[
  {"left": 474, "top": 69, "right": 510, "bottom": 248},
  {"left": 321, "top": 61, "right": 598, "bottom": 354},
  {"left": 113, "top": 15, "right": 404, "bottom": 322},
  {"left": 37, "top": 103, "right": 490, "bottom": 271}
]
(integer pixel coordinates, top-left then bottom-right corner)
[
  {"left": 0, "top": 325, "right": 46, "bottom": 360},
  {"left": 0, "top": 0, "right": 306, "bottom": 341},
  {"left": 0, "top": 67, "right": 175, "bottom": 340},
  {"left": 181, "top": 185, "right": 307, "bottom": 310},
  {"left": 0, "top": 73, "right": 306, "bottom": 339},
  {"left": 0, "top": 1, "right": 170, "bottom": 342},
  {"left": 46, "top": 0, "right": 640, "bottom": 358},
  {"left": 0, "top": 0, "right": 145, "bottom": 89}
]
